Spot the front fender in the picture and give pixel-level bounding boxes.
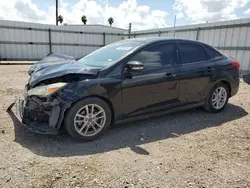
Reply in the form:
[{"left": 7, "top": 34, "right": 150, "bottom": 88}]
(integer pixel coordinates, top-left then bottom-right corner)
[
  {"left": 59, "top": 78, "right": 122, "bottom": 120},
  {"left": 59, "top": 82, "right": 109, "bottom": 103}
]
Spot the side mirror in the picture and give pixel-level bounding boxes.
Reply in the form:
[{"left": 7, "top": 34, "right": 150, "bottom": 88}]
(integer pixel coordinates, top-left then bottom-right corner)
[{"left": 126, "top": 61, "right": 144, "bottom": 72}]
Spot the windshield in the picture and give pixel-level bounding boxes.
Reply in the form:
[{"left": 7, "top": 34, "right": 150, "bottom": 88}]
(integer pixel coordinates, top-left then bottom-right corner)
[{"left": 77, "top": 41, "right": 143, "bottom": 67}]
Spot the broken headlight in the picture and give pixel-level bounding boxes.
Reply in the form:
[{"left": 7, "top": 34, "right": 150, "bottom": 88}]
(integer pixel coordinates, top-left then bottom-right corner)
[{"left": 27, "top": 82, "right": 67, "bottom": 97}]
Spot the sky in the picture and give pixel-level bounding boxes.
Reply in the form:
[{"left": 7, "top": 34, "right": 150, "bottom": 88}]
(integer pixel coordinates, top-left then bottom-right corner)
[{"left": 0, "top": 0, "right": 250, "bottom": 31}]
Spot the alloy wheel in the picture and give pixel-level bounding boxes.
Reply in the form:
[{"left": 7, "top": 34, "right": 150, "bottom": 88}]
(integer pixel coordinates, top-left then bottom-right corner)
[
  {"left": 211, "top": 87, "right": 227, "bottom": 109},
  {"left": 74, "top": 104, "right": 106, "bottom": 136}
]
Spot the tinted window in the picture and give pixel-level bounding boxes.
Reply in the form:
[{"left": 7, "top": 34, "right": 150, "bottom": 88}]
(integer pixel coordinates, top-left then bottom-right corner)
[
  {"left": 179, "top": 43, "right": 209, "bottom": 64},
  {"left": 107, "top": 63, "right": 123, "bottom": 77},
  {"left": 129, "top": 43, "right": 177, "bottom": 72},
  {"left": 204, "top": 45, "right": 222, "bottom": 60}
]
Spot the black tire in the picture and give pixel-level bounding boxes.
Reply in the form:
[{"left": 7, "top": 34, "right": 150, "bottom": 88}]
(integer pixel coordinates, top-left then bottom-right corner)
[
  {"left": 204, "top": 83, "right": 229, "bottom": 113},
  {"left": 64, "top": 97, "right": 112, "bottom": 141}
]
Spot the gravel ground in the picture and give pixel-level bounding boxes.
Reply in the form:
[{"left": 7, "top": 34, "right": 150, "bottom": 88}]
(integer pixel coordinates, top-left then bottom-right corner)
[{"left": 0, "top": 65, "right": 250, "bottom": 188}]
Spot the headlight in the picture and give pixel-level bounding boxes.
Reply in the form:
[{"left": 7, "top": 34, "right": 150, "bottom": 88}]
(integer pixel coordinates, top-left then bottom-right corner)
[{"left": 27, "top": 82, "right": 67, "bottom": 97}]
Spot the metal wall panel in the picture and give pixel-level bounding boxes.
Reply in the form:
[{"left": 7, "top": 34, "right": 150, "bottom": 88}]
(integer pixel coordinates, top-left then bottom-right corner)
[
  {"left": 238, "top": 27, "right": 248, "bottom": 46},
  {"left": 161, "top": 32, "right": 171, "bottom": 37},
  {"left": 0, "top": 44, "right": 48, "bottom": 60},
  {"left": 0, "top": 20, "right": 126, "bottom": 61},
  {"left": 241, "top": 51, "right": 249, "bottom": 71},
  {"left": 51, "top": 45, "right": 99, "bottom": 59},
  {"left": 236, "top": 50, "right": 244, "bottom": 67},
  {"left": 105, "top": 35, "right": 122, "bottom": 44},
  {"left": 245, "top": 27, "right": 250, "bottom": 46}
]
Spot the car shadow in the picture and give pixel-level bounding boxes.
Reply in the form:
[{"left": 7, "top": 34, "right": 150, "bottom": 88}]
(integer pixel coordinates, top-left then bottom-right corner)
[{"left": 8, "top": 103, "right": 248, "bottom": 157}]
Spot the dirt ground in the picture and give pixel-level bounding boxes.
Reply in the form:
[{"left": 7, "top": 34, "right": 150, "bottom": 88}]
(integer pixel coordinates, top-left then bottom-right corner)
[{"left": 0, "top": 65, "right": 249, "bottom": 188}]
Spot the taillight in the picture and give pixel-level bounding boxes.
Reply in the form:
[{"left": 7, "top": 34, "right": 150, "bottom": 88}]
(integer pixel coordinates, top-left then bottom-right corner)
[{"left": 232, "top": 61, "right": 240, "bottom": 69}]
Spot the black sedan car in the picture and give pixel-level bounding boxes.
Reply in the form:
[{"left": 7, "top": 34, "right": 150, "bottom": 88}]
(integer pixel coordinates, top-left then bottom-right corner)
[{"left": 9, "top": 38, "right": 240, "bottom": 141}]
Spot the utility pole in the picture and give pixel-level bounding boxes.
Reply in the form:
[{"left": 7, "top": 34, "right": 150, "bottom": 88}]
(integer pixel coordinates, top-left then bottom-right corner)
[
  {"left": 128, "top": 23, "right": 131, "bottom": 39},
  {"left": 56, "top": 0, "right": 58, "bottom": 25},
  {"left": 173, "top": 15, "right": 176, "bottom": 37}
]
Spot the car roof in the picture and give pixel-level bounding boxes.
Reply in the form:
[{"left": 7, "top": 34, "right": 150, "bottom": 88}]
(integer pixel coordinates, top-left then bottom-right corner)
[{"left": 125, "top": 37, "right": 211, "bottom": 47}]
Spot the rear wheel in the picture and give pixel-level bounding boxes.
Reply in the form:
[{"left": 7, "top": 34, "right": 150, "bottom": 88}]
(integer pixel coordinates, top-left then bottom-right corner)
[
  {"left": 64, "top": 97, "right": 112, "bottom": 141},
  {"left": 204, "top": 83, "right": 229, "bottom": 113}
]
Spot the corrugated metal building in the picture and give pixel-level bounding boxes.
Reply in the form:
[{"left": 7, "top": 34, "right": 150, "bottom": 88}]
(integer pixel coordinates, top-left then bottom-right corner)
[{"left": 0, "top": 20, "right": 127, "bottom": 60}]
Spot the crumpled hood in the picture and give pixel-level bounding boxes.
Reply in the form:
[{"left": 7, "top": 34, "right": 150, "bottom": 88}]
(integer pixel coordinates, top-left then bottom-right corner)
[{"left": 28, "top": 53, "right": 101, "bottom": 87}]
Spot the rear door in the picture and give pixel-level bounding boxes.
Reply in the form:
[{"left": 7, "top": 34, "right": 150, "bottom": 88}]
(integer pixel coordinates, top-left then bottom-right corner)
[
  {"left": 121, "top": 42, "right": 179, "bottom": 117},
  {"left": 177, "top": 41, "right": 216, "bottom": 103}
]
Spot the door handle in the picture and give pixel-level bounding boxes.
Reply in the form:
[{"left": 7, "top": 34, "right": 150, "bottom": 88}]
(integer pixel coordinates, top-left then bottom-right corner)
[
  {"left": 207, "top": 67, "right": 214, "bottom": 72},
  {"left": 165, "top": 73, "right": 176, "bottom": 79}
]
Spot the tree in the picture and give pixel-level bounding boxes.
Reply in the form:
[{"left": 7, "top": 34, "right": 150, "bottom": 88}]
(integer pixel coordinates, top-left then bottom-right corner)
[
  {"left": 108, "top": 17, "right": 114, "bottom": 26},
  {"left": 81, "top": 15, "right": 87, "bottom": 25},
  {"left": 58, "top": 15, "right": 63, "bottom": 25}
]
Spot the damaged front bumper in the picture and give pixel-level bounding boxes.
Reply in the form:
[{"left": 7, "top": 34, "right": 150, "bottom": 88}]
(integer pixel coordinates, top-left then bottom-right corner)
[{"left": 7, "top": 94, "right": 70, "bottom": 135}]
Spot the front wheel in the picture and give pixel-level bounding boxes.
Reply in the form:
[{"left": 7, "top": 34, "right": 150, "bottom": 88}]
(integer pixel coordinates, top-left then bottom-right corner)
[
  {"left": 204, "top": 83, "right": 229, "bottom": 113},
  {"left": 64, "top": 97, "right": 112, "bottom": 141}
]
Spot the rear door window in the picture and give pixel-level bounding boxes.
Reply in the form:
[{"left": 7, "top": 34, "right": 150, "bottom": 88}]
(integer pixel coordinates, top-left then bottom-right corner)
[
  {"left": 203, "top": 45, "right": 222, "bottom": 60},
  {"left": 178, "top": 43, "right": 209, "bottom": 64}
]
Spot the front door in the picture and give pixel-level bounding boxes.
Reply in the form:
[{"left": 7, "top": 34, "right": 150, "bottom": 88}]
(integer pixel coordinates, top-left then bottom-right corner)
[{"left": 121, "top": 42, "right": 179, "bottom": 117}]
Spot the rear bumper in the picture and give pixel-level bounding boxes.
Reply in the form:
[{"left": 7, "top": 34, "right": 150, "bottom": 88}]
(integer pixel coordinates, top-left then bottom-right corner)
[{"left": 7, "top": 96, "right": 70, "bottom": 135}]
